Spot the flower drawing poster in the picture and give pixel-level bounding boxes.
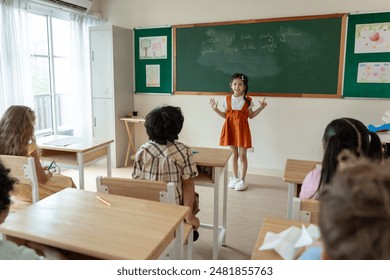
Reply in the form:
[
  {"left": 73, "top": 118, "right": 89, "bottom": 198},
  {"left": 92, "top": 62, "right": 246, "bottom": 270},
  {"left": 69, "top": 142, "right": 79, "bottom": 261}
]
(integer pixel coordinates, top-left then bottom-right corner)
[{"left": 357, "top": 62, "right": 390, "bottom": 83}]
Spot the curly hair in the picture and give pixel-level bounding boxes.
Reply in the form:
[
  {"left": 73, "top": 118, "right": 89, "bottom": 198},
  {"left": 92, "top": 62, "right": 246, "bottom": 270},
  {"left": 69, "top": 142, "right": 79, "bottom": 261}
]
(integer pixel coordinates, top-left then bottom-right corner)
[
  {"left": 0, "top": 161, "right": 16, "bottom": 212},
  {"left": 0, "top": 105, "right": 36, "bottom": 156},
  {"left": 144, "top": 106, "right": 184, "bottom": 145},
  {"left": 319, "top": 158, "right": 390, "bottom": 259}
]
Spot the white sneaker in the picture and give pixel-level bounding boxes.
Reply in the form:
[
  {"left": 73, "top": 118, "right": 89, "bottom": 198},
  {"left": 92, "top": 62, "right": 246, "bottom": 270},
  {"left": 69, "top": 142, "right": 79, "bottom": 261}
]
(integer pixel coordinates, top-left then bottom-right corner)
[
  {"left": 235, "top": 179, "right": 248, "bottom": 191},
  {"left": 228, "top": 177, "right": 239, "bottom": 189}
]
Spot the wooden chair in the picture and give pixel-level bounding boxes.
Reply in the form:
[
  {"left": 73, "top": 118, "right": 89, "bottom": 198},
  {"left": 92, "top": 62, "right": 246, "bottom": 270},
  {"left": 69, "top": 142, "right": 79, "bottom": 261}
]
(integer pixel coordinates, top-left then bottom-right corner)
[
  {"left": 0, "top": 155, "right": 40, "bottom": 211},
  {"left": 292, "top": 197, "right": 320, "bottom": 225},
  {"left": 96, "top": 176, "right": 194, "bottom": 260},
  {"left": 283, "top": 159, "right": 320, "bottom": 219}
]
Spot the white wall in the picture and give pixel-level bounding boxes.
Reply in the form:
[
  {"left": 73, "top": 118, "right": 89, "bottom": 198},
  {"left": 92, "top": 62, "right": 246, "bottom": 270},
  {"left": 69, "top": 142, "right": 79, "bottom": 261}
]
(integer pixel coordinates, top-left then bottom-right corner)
[{"left": 99, "top": 0, "right": 390, "bottom": 176}]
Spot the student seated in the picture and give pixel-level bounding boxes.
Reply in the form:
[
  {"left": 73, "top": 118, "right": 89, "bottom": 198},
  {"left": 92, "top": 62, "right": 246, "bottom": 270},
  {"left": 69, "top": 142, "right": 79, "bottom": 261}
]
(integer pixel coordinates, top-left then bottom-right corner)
[
  {"left": 319, "top": 155, "right": 390, "bottom": 259},
  {"left": 0, "top": 105, "right": 76, "bottom": 202},
  {"left": 300, "top": 118, "right": 382, "bottom": 199},
  {"left": 132, "top": 106, "right": 200, "bottom": 238},
  {"left": 0, "top": 160, "right": 66, "bottom": 259}
]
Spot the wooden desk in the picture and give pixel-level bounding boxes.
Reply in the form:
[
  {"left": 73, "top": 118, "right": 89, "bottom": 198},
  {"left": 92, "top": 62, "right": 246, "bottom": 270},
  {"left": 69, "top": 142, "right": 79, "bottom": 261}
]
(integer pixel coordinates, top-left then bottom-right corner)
[
  {"left": 251, "top": 216, "right": 309, "bottom": 260},
  {"left": 283, "top": 159, "right": 320, "bottom": 219},
  {"left": 191, "top": 146, "right": 232, "bottom": 260},
  {"left": 0, "top": 188, "right": 190, "bottom": 260},
  {"left": 120, "top": 117, "right": 146, "bottom": 167},
  {"left": 37, "top": 135, "right": 113, "bottom": 190}
]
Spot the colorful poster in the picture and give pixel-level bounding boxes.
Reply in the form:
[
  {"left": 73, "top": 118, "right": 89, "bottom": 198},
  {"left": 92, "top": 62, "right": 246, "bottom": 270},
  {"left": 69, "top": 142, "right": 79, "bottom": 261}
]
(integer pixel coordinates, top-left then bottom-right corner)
[
  {"left": 139, "top": 36, "right": 167, "bottom": 59},
  {"left": 146, "top": 65, "right": 160, "bottom": 87},
  {"left": 357, "top": 62, "right": 390, "bottom": 83},
  {"left": 355, "top": 22, "right": 390, "bottom": 53}
]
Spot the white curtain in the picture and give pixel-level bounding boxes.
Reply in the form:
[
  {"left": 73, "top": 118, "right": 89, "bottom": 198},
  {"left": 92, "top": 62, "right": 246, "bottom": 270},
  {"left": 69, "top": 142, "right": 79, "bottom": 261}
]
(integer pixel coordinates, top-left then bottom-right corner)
[
  {"left": 69, "top": 14, "right": 101, "bottom": 138},
  {"left": 0, "top": 0, "right": 33, "bottom": 114},
  {"left": 0, "top": 0, "right": 104, "bottom": 137}
]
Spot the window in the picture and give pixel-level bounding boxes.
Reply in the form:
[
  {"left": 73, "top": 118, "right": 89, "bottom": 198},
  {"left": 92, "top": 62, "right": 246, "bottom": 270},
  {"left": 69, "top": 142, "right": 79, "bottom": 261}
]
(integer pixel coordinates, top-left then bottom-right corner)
[{"left": 30, "top": 13, "right": 73, "bottom": 136}]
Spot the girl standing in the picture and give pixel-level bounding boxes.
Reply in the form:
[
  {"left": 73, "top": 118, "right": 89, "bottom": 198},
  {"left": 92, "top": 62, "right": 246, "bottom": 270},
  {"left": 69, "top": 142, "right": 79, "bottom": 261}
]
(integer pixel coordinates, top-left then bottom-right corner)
[{"left": 209, "top": 73, "right": 267, "bottom": 191}]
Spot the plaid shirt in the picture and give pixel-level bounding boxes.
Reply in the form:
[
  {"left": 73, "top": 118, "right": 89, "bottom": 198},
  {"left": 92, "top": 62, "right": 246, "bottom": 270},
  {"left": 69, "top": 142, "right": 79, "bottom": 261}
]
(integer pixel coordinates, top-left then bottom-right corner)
[{"left": 132, "top": 140, "right": 198, "bottom": 204}]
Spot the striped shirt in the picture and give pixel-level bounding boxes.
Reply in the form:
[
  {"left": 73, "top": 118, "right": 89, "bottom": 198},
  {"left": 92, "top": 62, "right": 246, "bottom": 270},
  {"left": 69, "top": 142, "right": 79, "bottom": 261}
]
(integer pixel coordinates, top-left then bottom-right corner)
[{"left": 132, "top": 140, "right": 198, "bottom": 204}]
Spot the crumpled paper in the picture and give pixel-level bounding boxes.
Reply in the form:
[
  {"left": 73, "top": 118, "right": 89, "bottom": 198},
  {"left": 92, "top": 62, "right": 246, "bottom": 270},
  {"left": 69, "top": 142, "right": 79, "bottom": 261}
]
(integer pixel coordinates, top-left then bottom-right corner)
[
  {"left": 383, "top": 110, "right": 390, "bottom": 123},
  {"left": 258, "top": 224, "right": 320, "bottom": 260}
]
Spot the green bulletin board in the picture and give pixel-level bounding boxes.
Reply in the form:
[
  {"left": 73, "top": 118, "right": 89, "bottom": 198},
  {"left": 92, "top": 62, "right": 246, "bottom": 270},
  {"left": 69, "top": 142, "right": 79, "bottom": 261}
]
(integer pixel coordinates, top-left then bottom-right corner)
[
  {"left": 343, "top": 12, "right": 390, "bottom": 98},
  {"left": 134, "top": 26, "right": 172, "bottom": 94}
]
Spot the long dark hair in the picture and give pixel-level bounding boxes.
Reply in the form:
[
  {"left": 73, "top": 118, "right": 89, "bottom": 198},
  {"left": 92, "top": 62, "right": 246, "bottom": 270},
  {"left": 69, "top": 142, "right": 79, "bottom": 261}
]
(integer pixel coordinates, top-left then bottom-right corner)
[
  {"left": 230, "top": 73, "right": 250, "bottom": 106},
  {"left": 317, "top": 118, "right": 383, "bottom": 196}
]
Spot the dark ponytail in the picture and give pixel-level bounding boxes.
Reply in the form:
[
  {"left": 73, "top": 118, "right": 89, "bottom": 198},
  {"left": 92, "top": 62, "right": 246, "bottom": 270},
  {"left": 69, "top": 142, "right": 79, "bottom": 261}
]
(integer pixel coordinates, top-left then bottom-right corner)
[{"left": 368, "top": 132, "right": 383, "bottom": 161}]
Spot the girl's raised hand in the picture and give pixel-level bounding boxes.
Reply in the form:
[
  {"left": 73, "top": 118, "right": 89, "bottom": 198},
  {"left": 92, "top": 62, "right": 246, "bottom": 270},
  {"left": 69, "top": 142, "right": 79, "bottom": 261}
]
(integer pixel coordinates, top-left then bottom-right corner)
[
  {"left": 209, "top": 98, "right": 218, "bottom": 110},
  {"left": 259, "top": 97, "right": 267, "bottom": 109}
]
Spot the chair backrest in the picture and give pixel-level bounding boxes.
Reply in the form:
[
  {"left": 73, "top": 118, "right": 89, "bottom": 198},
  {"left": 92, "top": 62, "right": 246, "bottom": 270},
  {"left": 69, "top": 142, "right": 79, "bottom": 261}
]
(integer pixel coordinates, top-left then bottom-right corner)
[
  {"left": 0, "top": 155, "right": 39, "bottom": 203},
  {"left": 96, "top": 176, "right": 193, "bottom": 259},
  {"left": 96, "top": 176, "right": 176, "bottom": 204},
  {"left": 292, "top": 197, "right": 320, "bottom": 224}
]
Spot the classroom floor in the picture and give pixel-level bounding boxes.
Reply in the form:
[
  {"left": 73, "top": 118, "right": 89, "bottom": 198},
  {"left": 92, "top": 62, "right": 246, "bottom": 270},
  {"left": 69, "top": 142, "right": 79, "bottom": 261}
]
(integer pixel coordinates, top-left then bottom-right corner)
[{"left": 62, "top": 163, "right": 288, "bottom": 260}]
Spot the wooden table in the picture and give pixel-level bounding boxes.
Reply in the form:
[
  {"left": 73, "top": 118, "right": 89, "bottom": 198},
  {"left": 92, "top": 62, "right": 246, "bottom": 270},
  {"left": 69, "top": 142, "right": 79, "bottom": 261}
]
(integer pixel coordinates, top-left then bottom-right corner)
[
  {"left": 0, "top": 188, "right": 190, "bottom": 260},
  {"left": 283, "top": 159, "right": 320, "bottom": 219},
  {"left": 120, "top": 117, "right": 146, "bottom": 167},
  {"left": 37, "top": 135, "right": 113, "bottom": 190},
  {"left": 251, "top": 216, "right": 310, "bottom": 260},
  {"left": 191, "top": 146, "right": 232, "bottom": 260}
]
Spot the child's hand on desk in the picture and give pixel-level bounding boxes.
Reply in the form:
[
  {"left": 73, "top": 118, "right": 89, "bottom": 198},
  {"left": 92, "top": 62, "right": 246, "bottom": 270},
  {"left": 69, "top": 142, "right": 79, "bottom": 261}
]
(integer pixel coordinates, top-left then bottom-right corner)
[{"left": 186, "top": 215, "right": 200, "bottom": 230}]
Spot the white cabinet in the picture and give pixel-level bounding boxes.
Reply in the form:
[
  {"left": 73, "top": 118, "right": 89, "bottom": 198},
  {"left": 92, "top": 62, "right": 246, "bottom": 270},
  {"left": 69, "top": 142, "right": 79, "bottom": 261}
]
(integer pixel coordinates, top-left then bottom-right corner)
[{"left": 90, "top": 25, "right": 133, "bottom": 168}]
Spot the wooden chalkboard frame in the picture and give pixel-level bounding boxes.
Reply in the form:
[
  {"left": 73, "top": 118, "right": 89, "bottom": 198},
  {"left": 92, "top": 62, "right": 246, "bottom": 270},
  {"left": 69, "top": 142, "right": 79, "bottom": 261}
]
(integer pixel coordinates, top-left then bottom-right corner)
[
  {"left": 173, "top": 14, "right": 346, "bottom": 97},
  {"left": 134, "top": 26, "right": 172, "bottom": 94},
  {"left": 343, "top": 12, "right": 390, "bottom": 98}
]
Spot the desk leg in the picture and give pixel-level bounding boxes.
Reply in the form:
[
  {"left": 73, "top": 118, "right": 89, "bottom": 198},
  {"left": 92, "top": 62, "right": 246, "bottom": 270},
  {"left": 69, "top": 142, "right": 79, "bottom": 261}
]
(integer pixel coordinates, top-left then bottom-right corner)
[
  {"left": 222, "top": 166, "right": 228, "bottom": 246},
  {"left": 107, "top": 144, "right": 112, "bottom": 177},
  {"left": 76, "top": 152, "right": 85, "bottom": 190},
  {"left": 171, "top": 221, "right": 184, "bottom": 260},
  {"left": 123, "top": 121, "right": 136, "bottom": 167},
  {"left": 213, "top": 172, "right": 220, "bottom": 260},
  {"left": 287, "top": 183, "right": 297, "bottom": 219}
]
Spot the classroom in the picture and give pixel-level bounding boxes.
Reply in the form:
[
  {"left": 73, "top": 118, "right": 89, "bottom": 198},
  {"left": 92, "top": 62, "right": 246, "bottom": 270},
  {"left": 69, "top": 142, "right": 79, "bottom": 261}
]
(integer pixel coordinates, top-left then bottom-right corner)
[{"left": 1, "top": 0, "right": 390, "bottom": 265}]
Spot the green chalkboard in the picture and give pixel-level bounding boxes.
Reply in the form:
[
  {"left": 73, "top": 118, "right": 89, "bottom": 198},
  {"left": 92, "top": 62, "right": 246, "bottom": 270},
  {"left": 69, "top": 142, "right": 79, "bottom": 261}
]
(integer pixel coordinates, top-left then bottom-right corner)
[
  {"left": 134, "top": 27, "right": 172, "bottom": 94},
  {"left": 343, "top": 12, "right": 390, "bottom": 98},
  {"left": 174, "top": 14, "right": 345, "bottom": 97}
]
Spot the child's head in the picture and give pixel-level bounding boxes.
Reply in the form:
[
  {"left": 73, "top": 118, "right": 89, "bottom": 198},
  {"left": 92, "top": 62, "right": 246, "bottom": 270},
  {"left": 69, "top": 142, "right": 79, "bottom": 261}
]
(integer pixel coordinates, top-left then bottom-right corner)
[
  {"left": 319, "top": 157, "right": 390, "bottom": 259},
  {"left": 144, "top": 105, "right": 184, "bottom": 145},
  {"left": 0, "top": 161, "right": 16, "bottom": 222},
  {"left": 319, "top": 118, "right": 382, "bottom": 188},
  {"left": 230, "top": 73, "right": 248, "bottom": 95},
  {"left": 0, "top": 105, "right": 36, "bottom": 156}
]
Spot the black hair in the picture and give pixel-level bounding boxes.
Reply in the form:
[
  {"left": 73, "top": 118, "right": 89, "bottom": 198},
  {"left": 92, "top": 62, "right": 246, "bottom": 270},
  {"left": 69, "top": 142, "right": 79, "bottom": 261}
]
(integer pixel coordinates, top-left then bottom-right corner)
[
  {"left": 144, "top": 106, "right": 184, "bottom": 145},
  {"left": 318, "top": 118, "right": 383, "bottom": 196},
  {"left": 230, "top": 73, "right": 250, "bottom": 106},
  {"left": 0, "top": 161, "right": 16, "bottom": 212}
]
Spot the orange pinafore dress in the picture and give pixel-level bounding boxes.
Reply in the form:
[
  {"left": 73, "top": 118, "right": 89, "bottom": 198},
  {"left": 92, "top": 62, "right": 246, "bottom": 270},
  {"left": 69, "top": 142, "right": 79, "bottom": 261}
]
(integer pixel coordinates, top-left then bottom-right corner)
[{"left": 219, "top": 95, "right": 252, "bottom": 148}]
